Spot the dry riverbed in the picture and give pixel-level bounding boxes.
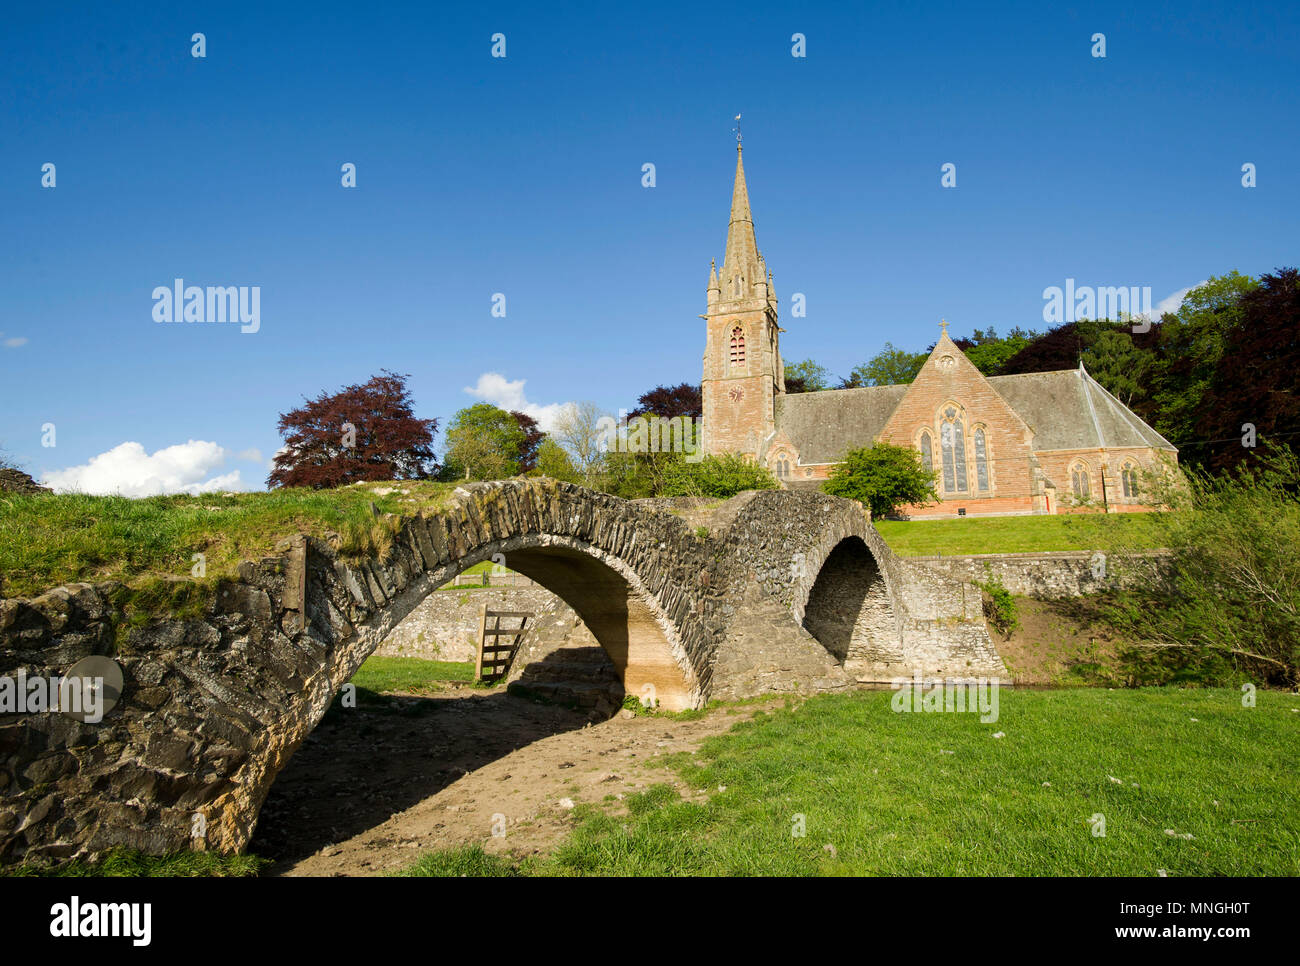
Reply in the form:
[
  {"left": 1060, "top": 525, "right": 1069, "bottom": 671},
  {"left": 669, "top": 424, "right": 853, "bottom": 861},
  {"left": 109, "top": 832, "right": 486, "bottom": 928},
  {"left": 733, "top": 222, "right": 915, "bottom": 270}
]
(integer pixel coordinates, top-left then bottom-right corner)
[{"left": 252, "top": 685, "right": 778, "bottom": 876}]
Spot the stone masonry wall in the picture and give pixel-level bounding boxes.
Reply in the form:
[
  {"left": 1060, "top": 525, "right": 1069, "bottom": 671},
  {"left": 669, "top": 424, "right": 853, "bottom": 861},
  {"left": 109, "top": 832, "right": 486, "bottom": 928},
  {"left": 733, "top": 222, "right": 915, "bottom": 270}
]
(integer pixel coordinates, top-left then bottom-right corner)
[
  {"left": 909, "top": 551, "right": 1172, "bottom": 598},
  {"left": 374, "top": 587, "right": 561, "bottom": 662}
]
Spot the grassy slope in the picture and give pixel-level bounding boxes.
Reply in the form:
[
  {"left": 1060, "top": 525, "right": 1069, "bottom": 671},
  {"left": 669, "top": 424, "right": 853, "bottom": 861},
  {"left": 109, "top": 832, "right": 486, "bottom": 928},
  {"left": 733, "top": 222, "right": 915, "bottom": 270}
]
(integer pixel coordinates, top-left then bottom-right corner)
[
  {"left": 349, "top": 655, "right": 475, "bottom": 692},
  {"left": 0, "top": 481, "right": 462, "bottom": 599},
  {"left": 875, "top": 512, "right": 1164, "bottom": 556},
  {"left": 404, "top": 688, "right": 1300, "bottom": 877}
]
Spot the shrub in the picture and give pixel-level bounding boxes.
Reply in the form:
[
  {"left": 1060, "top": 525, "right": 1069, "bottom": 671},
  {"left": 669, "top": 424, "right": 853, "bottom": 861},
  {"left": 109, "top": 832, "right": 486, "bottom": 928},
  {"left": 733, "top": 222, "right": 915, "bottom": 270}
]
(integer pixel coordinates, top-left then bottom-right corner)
[
  {"left": 1100, "top": 443, "right": 1300, "bottom": 687},
  {"left": 658, "top": 453, "right": 778, "bottom": 498},
  {"left": 821, "top": 443, "right": 939, "bottom": 519},
  {"left": 974, "top": 571, "right": 1019, "bottom": 638}
]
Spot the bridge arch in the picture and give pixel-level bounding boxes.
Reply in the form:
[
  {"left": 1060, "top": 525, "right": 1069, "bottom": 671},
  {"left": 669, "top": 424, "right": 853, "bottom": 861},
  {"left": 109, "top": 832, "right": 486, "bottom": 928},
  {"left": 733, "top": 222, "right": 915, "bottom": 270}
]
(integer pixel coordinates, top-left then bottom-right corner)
[
  {"left": 799, "top": 535, "right": 905, "bottom": 675},
  {"left": 330, "top": 530, "right": 704, "bottom": 714}
]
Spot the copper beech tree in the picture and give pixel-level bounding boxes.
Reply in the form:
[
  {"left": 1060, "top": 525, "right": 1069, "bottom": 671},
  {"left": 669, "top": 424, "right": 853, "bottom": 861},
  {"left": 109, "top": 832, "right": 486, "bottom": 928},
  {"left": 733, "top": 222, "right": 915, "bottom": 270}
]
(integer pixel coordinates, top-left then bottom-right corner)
[{"left": 267, "top": 370, "right": 438, "bottom": 488}]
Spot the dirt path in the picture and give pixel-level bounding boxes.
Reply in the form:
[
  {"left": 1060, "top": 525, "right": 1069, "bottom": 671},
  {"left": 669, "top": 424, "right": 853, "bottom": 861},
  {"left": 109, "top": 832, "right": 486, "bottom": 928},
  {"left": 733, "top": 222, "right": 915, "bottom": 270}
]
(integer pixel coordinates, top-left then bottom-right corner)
[{"left": 253, "top": 686, "right": 776, "bottom": 876}]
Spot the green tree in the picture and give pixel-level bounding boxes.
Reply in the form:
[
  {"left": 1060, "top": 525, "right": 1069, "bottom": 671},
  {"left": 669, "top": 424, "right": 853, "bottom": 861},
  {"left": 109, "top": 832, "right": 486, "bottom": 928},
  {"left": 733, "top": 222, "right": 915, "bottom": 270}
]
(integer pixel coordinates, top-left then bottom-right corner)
[
  {"left": 1081, "top": 329, "right": 1154, "bottom": 407},
  {"left": 597, "top": 414, "right": 697, "bottom": 498},
  {"left": 442, "top": 403, "right": 526, "bottom": 481},
  {"left": 821, "top": 443, "right": 939, "bottom": 519},
  {"left": 783, "top": 359, "right": 831, "bottom": 393},
  {"left": 1149, "top": 272, "right": 1260, "bottom": 447},
  {"left": 849, "top": 343, "right": 927, "bottom": 386},
  {"left": 550, "top": 400, "right": 610, "bottom": 488},
  {"left": 961, "top": 327, "right": 1037, "bottom": 376},
  {"left": 532, "top": 437, "right": 583, "bottom": 483},
  {"left": 659, "top": 453, "right": 778, "bottom": 498}
]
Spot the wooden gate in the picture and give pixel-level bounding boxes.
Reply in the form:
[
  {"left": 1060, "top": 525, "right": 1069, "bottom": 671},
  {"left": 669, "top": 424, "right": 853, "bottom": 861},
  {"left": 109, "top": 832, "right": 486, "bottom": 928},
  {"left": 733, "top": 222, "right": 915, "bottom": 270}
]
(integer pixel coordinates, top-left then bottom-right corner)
[{"left": 474, "top": 605, "right": 532, "bottom": 683}]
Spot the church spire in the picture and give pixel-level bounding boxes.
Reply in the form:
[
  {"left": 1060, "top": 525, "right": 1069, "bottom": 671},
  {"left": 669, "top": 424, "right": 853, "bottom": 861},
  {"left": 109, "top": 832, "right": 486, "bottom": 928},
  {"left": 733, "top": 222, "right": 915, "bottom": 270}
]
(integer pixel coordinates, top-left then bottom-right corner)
[{"left": 721, "top": 142, "right": 762, "bottom": 302}]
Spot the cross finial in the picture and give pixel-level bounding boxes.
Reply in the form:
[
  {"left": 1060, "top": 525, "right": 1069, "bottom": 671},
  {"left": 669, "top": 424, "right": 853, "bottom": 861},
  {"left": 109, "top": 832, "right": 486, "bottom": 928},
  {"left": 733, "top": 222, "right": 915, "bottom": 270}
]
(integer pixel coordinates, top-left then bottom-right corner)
[
  {"left": 734, "top": 113, "right": 742, "bottom": 145},
  {"left": 939, "top": 318, "right": 949, "bottom": 336}
]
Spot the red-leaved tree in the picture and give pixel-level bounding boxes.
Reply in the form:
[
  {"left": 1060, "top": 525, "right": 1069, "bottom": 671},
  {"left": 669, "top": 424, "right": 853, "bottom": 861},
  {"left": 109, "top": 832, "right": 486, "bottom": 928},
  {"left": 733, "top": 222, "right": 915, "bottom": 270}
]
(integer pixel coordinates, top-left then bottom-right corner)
[
  {"left": 512, "top": 410, "right": 544, "bottom": 472},
  {"left": 267, "top": 370, "right": 438, "bottom": 488},
  {"left": 628, "top": 383, "right": 702, "bottom": 419}
]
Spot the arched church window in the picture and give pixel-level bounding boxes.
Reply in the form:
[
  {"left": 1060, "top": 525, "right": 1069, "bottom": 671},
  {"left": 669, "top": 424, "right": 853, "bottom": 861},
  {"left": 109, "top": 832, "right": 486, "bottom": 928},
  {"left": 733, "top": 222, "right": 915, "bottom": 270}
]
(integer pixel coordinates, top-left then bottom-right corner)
[
  {"left": 1071, "top": 463, "right": 1091, "bottom": 501},
  {"left": 919, "top": 432, "right": 933, "bottom": 472},
  {"left": 940, "top": 408, "right": 967, "bottom": 493},
  {"left": 974, "top": 428, "right": 989, "bottom": 492},
  {"left": 1122, "top": 462, "right": 1139, "bottom": 499},
  {"left": 729, "top": 326, "right": 745, "bottom": 367}
]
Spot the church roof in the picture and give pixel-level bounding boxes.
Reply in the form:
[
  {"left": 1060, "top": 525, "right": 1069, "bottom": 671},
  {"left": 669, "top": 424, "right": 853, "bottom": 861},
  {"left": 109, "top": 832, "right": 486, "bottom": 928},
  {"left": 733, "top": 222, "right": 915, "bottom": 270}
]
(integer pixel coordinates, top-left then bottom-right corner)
[
  {"left": 775, "top": 385, "right": 910, "bottom": 463},
  {"left": 774, "top": 366, "right": 1175, "bottom": 463},
  {"left": 987, "top": 368, "right": 1177, "bottom": 452}
]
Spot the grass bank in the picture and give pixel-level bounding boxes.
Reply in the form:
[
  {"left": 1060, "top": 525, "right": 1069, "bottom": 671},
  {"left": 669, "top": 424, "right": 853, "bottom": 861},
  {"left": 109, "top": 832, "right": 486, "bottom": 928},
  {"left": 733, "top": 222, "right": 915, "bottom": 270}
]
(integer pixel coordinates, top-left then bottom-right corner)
[
  {"left": 0, "top": 481, "right": 461, "bottom": 599},
  {"left": 875, "top": 512, "right": 1165, "bottom": 556},
  {"left": 402, "top": 687, "right": 1300, "bottom": 876}
]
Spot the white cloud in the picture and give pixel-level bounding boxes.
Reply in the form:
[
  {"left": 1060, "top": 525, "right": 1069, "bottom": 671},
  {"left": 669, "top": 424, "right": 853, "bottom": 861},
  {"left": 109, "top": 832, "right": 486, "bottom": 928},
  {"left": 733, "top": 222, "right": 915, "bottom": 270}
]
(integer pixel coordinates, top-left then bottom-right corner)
[
  {"left": 1154, "top": 281, "right": 1207, "bottom": 318},
  {"left": 1, "top": 332, "right": 28, "bottom": 348},
  {"left": 234, "top": 447, "right": 263, "bottom": 463},
  {"left": 463, "top": 372, "right": 573, "bottom": 431},
  {"left": 41, "top": 440, "right": 251, "bottom": 497}
]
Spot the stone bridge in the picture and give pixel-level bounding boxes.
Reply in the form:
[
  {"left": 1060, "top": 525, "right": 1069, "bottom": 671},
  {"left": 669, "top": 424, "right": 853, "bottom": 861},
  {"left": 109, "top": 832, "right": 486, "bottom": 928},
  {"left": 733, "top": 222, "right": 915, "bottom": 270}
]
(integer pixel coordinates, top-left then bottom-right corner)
[{"left": 0, "top": 479, "right": 1005, "bottom": 862}]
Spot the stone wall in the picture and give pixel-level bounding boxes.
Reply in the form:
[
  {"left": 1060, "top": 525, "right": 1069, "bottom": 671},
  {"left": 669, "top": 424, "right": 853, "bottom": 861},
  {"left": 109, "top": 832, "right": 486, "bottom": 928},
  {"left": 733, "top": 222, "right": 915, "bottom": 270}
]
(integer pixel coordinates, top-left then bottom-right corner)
[
  {"left": 374, "top": 587, "right": 560, "bottom": 663},
  {"left": 910, "top": 550, "right": 1172, "bottom": 598}
]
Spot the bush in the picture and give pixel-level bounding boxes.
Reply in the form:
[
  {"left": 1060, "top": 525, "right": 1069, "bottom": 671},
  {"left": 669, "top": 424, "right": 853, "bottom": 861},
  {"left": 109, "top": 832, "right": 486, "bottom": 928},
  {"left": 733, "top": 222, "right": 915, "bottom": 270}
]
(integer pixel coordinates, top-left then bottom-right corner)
[
  {"left": 658, "top": 454, "right": 778, "bottom": 498},
  {"left": 974, "top": 571, "right": 1019, "bottom": 638},
  {"left": 821, "top": 443, "right": 939, "bottom": 519},
  {"left": 1100, "top": 444, "right": 1300, "bottom": 688}
]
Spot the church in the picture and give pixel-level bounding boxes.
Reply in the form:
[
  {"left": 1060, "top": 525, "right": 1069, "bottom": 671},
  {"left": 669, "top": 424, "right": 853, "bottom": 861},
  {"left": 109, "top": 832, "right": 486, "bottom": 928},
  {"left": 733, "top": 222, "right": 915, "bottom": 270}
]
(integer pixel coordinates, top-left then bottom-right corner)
[{"left": 699, "top": 141, "right": 1179, "bottom": 518}]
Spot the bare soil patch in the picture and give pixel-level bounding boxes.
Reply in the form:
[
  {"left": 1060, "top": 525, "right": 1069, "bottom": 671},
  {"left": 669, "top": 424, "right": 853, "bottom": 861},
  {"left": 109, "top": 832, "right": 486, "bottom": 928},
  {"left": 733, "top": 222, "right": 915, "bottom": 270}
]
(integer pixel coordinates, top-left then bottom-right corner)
[
  {"left": 995, "top": 596, "right": 1124, "bottom": 686},
  {"left": 253, "top": 685, "right": 777, "bottom": 876}
]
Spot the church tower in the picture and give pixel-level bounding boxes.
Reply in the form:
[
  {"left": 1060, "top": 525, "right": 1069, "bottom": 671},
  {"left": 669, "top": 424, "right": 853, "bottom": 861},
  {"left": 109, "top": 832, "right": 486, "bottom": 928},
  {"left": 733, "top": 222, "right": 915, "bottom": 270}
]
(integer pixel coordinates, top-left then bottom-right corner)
[{"left": 701, "top": 139, "right": 783, "bottom": 459}]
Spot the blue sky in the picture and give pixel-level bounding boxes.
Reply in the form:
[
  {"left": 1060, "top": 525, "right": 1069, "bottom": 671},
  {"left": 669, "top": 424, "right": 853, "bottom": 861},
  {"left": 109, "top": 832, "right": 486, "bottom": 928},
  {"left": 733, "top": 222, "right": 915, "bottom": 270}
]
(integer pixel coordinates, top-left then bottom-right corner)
[{"left": 2, "top": 0, "right": 1296, "bottom": 493}]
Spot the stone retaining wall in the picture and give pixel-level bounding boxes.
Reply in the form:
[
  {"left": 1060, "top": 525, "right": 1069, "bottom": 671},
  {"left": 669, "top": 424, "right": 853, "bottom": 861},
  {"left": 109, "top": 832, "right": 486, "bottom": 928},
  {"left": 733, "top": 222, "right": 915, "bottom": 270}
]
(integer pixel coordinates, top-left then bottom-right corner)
[
  {"left": 374, "top": 587, "right": 560, "bottom": 662},
  {"left": 909, "top": 550, "right": 1171, "bottom": 598}
]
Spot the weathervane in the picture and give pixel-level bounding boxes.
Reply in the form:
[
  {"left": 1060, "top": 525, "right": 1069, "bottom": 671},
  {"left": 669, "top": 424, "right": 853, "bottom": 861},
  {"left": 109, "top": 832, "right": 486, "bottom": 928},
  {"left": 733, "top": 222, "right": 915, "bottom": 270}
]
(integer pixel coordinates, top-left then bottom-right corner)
[{"left": 734, "top": 113, "right": 742, "bottom": 144}]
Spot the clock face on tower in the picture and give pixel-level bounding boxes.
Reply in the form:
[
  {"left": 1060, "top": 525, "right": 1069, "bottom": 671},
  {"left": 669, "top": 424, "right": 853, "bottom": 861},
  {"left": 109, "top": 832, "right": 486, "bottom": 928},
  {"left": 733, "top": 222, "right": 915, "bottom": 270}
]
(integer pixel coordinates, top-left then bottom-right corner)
[{"left": 728, "top": 386, "right": 745, "bottom": 403}]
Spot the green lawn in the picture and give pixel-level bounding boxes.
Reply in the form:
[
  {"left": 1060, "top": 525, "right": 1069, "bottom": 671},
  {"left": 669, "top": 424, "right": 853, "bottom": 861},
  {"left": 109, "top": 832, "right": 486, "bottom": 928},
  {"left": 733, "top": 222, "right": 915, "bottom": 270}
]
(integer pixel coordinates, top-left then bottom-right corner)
[
  {"left": 2, "top": 847, "right": 265, "bottom": 878},
  {"left": 875, "top": 512, "right": 1166, "bottom": 556},
  {"left": 402, "top": 687, "right": 1300, "bottom": 876},
  {"left": 349, "top": 655, "right": 475, "bottom": 694}
]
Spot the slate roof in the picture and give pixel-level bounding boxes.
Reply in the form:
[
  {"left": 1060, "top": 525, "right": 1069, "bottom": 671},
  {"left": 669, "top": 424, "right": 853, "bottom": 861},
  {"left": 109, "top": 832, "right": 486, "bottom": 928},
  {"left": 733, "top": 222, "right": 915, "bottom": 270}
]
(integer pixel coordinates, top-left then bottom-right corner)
[
  {"left": 775, "top": 367, "right": 1175, "bottom": 463},
  {"left": 775, "top": 385, "right": 909, "bottom": 463},
  {"left": 987, "top": 368, "right": 1177, "bottom": 452}
]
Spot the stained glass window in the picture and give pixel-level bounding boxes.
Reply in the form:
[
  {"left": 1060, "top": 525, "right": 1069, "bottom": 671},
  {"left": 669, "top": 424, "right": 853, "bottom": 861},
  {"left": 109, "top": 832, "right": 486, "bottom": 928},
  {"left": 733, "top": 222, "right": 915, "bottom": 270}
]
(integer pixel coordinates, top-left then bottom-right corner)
[{"left": 941, "top": 411, "right": 967, "bottom": 493}]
